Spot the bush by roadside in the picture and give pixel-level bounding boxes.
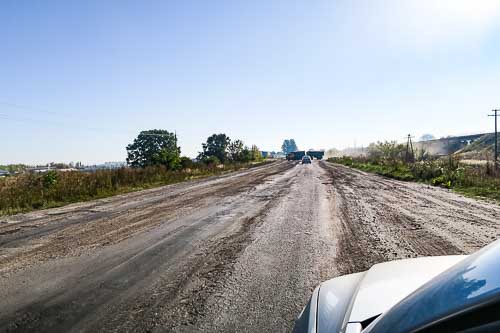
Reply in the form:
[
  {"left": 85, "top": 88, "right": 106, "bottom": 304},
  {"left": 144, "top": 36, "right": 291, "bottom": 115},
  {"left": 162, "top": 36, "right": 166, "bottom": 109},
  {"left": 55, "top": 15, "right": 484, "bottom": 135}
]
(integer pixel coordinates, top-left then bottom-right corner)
[{"left": 329, "top": 156, "right": 415, "bottom": 181}]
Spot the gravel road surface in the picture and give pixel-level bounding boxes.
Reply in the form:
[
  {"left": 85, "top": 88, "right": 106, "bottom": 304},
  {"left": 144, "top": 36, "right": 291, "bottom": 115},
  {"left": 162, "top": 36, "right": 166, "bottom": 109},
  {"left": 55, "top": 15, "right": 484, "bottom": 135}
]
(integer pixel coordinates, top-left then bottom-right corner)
[{"left": 0, "top": 161, "right": 499, "bottom": 332}]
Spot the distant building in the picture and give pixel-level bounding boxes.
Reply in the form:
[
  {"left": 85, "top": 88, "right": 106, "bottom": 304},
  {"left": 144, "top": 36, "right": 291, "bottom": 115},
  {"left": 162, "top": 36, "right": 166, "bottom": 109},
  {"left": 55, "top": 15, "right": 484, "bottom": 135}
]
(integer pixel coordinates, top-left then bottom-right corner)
[
  {"left": 58, "top": 168, "right": 79, "bottom": 172},
  {"left": 83, "top": 161, "right": 127, "bottom": 172},
  {"left": 103, "top": 161, "right": 127, "bottom": 168},
  {"left": 28, "top": 166, "right": 79, "bottom": 173},
  {"left": 24, "top": 161, "right": 127, "bottom": 173},
  {"left": 28, "top": 166, "right": 52, "bottom": 173}
]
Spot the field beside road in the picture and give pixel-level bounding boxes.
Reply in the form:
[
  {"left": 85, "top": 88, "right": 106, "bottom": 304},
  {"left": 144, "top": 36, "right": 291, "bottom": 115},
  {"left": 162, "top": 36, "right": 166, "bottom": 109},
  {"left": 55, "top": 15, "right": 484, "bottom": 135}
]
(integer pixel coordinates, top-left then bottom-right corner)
[{"left": 0, "top": 160, "right": 499, "bottom": 332}]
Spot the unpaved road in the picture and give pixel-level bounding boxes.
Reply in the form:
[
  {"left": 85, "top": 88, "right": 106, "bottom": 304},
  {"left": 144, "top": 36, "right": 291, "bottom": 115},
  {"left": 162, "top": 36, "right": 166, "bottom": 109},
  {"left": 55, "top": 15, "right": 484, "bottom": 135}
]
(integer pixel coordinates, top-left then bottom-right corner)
[{"left": 0, "top": 161, "right": 499, "bottom": 332}]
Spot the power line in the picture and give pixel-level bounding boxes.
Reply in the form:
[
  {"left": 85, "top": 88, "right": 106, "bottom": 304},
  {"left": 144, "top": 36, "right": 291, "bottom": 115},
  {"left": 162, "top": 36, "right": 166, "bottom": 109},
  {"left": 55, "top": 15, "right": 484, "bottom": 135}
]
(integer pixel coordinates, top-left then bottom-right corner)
[
  {"left": 0, "top": 100, "right": 61, "bottom": 116},
  {"left": 0, "top": 101, "right": 174, "bottom": 138},
  {"left": 0, "top": 112, "right": 176, "bottom": 140},
  {"left": 0, "top": 112, "right": 142, "bottom": 138},
  {"left": 0, "top": 100, "right": 125, "bottom": 134}
]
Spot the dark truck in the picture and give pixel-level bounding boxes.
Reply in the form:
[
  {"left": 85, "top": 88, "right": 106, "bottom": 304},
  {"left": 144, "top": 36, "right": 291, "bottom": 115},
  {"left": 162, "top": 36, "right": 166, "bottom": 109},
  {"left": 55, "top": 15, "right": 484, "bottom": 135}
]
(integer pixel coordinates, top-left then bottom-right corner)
[
  {"left": 306, "top": 150, "right": 324, "bottom": 160},
  {"left": 287, "top": 150, "right": 325, "bottom": 161},
  {"left": 286, "top": 151, "right": 306, "bottom": 161}
]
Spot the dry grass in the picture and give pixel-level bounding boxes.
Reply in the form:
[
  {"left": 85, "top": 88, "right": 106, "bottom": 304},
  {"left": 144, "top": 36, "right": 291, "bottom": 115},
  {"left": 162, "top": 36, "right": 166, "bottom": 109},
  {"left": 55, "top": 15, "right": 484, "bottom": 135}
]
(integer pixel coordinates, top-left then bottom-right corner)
[{"left": 0, "top": 162, "right": 267, "bottom": 216}]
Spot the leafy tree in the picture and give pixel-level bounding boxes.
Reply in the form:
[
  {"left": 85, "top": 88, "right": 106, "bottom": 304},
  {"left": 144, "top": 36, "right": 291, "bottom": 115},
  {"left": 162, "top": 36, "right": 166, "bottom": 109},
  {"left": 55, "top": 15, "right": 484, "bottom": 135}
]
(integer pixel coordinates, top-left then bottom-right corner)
[
  {"left": 240, "top": 146, "right": 253, "bottom": 162},
  {"left": 180, "top": 156, "right": 195, "bottom": 169},
  {"left": 199, "top": 133, "right": 231, "bottom": 163},
  {"left": 368, "top": 141, "right": 405, "bottom": 164},
  {"left": 153, "top": 147, "right": 181, "bottom": 170},
  {"left": 281, "top": 140, "right": 290, "bottom": 154},
  {"left": 204, "top": 156, "right": 221, "bottom": 166},
  {"left": 251, "top": 145, "right": 263, "bottom": 161},
  {"left": 198, "top": 134, "right": 262, "bottom": 164},
  {"left": 281, "top": 139, "right": 298, "bottom": 154},
  {"left": 126, "top": 130, "right": 181, "bottom": 169},
  {"left": 228, "top": 139, "right": 244, "bottom": 162}
]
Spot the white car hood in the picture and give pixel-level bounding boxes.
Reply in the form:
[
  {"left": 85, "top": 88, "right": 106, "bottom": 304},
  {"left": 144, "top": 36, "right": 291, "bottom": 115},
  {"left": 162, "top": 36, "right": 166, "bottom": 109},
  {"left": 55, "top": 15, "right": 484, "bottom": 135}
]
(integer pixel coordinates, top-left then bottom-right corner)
[{"left": 347, "top": 255, "right": 466, "bottom": 323}]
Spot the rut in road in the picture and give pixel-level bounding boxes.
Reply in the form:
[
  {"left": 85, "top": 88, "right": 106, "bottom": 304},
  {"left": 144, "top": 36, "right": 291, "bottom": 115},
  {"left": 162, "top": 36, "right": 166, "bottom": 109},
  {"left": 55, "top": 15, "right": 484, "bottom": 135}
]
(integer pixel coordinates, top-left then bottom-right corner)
[
  {"left": 0, "top": 162, "right": 296, "bottom": 332},
  {"left": 321, "top": 162, "right": 500, "bottom": 275},
  {"left": 193, "top": 161, "right": 338, "bottom": 332},
  {"left": 0, "top": 161, "right": 499, "bottom": 333},
  {"left": 0, "top": 162, "right": 292, "bottom": 273}
]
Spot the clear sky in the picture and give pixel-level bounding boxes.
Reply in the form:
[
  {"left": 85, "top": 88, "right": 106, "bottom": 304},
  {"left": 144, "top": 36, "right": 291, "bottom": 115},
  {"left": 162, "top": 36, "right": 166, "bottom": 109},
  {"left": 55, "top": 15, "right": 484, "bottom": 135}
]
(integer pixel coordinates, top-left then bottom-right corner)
[{"left": 2, "top": 0, "right": 500, "bottom": 164}]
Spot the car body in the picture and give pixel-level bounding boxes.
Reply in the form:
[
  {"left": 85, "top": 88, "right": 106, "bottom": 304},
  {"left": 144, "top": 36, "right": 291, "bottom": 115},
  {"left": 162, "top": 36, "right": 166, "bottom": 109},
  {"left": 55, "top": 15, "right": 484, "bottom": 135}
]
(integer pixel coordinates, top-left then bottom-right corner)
[
  {"left": 302, "top": 156, "right": 312, "bottom": 164},
  {"left": 293, "top": 239, "right": 500, "bottom": 333}
]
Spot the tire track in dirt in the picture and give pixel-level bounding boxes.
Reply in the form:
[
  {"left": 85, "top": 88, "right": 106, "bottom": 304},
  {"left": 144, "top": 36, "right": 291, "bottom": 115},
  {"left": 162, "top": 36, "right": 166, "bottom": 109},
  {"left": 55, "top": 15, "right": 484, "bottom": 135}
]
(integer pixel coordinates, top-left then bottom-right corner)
[
  {"left": 0, "top": 161, "right": 293, "bottom": 274},
  {"left": 321, "top": 161, "right": 500, "bottom": 276},
  {"left": 192, "top": 163, "right": 338, "bottom": 333},
  {"left": 0, "top": 161, "right": 297, "bottom": 333},
  {"left": 1, "top": 160, "right": 499, "bottom": 333}
]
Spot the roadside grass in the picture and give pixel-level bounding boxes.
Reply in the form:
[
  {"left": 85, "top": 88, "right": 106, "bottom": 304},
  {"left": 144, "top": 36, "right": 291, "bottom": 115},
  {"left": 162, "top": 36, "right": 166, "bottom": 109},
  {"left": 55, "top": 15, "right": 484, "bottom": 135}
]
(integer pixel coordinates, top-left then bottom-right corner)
[
  {"left": 330, "top": 157, "right": 415, "bottom": 181},
  {"left": 0, "top": 161, "right": 273, "bottom": 216},
  {"left": 328, "top": 156, "right": 500, "bottom": 203},
  {"left": 454, "top": 186, "right": 500, "bottom": 202}
]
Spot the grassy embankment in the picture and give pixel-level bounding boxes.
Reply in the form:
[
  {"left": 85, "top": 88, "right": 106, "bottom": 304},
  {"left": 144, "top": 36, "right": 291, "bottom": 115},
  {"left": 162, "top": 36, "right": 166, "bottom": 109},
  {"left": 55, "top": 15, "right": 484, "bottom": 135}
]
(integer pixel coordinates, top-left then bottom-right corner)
[
  {"left": 0, "top": 161, "right": 272, "bottom": 216},
  {"left": 328, "top": 156, "right": 500, "bottom": 202}
]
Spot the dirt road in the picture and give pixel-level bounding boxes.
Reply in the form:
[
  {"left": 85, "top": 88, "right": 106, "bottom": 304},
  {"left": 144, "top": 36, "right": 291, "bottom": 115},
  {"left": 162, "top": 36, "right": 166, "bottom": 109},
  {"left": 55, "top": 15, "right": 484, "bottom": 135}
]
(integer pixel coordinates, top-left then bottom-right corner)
[{"left": 0, "top": 161, "right": 499, "bottom": 332}]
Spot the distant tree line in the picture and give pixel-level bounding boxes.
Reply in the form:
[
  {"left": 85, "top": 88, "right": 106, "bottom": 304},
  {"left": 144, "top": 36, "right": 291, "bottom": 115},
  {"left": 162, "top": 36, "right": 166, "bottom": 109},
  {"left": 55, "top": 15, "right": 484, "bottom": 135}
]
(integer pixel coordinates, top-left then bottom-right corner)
[
  {"left": 0, "top": 164, "right": 27, "bottom": 173},
  {"left": 197, "top": 133, "right": 262, "bottom": 165},
  {"left": 126, "top": 130, "right": 263, "bottom": 169}
]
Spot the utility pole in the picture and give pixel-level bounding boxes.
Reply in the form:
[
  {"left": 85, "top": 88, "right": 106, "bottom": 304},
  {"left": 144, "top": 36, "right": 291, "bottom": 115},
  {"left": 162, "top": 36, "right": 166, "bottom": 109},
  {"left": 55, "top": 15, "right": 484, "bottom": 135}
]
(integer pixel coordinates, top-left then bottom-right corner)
[
  {"left": 405, "top": 134, "right": 415, "bottom": 163},
  {"left": 489, "top": 109, "right": 499, "bottom": 169}
]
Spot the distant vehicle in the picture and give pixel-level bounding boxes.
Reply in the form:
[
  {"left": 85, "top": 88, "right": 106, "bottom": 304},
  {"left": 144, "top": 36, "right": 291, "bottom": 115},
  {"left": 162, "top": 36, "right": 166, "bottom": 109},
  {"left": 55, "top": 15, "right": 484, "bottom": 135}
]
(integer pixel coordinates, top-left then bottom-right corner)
[
  {"left": 306, "top": 150, "right": 324, "bottom": 160},
  {"left": 301, "top": 156, "right": 311, "bottom": 164},
  {"left": 293, "top": 239, "right": 500, "bottom": 333},
  {"left": 287, "top": 151, "right": 306, "bottom": 161}
]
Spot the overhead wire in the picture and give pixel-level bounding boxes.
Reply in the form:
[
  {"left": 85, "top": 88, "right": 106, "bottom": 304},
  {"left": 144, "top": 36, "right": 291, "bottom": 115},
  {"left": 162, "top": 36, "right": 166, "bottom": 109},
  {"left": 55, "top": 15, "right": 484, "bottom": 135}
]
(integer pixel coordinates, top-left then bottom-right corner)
[{"left": 0, "top": 101, "right": 140, "bottom": 136}]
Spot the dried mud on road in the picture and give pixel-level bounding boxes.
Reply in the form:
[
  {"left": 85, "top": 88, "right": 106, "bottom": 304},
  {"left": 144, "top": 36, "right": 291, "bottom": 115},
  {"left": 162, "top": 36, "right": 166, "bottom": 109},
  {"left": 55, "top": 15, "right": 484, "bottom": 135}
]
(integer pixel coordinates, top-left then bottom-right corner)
[
  {"left": 321, "top": 162, "right": 500, "bottom": 275},
  {"left": 0, "top": 161, "right": 499, "bottom": 332}
]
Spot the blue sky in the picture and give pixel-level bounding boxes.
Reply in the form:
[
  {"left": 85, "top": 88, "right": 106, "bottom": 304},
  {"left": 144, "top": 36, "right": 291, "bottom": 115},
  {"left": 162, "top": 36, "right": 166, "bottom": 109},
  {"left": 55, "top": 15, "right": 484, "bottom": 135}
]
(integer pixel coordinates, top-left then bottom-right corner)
[{"left": 2, "top": 0, "right": 500, "bottom": 164}]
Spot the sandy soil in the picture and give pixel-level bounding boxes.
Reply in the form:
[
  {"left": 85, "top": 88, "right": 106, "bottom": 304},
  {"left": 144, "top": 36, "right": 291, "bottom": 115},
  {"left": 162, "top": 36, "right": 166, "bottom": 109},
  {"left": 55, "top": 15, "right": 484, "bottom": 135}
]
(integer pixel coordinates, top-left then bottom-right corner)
[{"left": 0, "top": 160, "right": 498, "bottom": 332}]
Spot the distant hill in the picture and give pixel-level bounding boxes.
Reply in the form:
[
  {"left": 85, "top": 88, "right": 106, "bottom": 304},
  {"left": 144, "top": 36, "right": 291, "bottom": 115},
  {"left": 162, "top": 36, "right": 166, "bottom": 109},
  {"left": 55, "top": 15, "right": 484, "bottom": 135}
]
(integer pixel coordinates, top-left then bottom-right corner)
[
  {"left": 415, "top": 133, "right": 495, "bottom": 159},
  {"left": 327, "top": 132, "right": 497, "bottom": 160},
  {"left": 454, "top": 133, "right": 496, "bottom": 160}
]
